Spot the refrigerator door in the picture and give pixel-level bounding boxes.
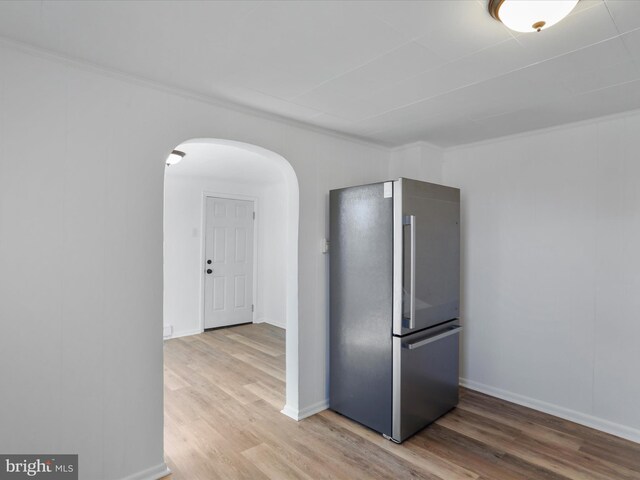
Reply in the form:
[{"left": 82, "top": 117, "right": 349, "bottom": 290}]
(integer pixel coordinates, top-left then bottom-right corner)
[
  {"left": 392, "top": 321, "right": 461, "bottom": 442},
  {"left": 393, "top": 178, "right": 460, "bottom": 336},
  {"left": 329, "top": 182, "right": 394, "bottom": 437}
]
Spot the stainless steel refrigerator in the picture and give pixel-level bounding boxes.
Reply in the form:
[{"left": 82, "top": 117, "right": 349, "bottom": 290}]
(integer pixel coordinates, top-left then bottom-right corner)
[{"left": 329, "top": 177, "right": 461, "bottom": 443}]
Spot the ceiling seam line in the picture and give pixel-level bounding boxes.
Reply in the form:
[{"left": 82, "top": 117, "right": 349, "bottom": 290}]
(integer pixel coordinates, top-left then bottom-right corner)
[{"left": 350, "top": 27, "right": 640, "bottom": 125}]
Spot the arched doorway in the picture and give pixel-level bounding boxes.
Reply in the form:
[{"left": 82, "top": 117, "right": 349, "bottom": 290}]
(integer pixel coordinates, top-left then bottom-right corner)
[{"left": 162, "top": 138, "right": 299, "bottom": 476}]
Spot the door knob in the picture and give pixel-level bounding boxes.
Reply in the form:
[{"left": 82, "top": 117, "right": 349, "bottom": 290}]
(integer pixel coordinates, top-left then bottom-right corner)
[{"left": 206, "top": 269, "right": 213, "bottom": 274}]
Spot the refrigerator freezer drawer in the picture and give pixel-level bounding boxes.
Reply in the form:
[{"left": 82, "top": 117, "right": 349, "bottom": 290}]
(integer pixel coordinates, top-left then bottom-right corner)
[{"left": 392, "top": 323, "right": 461, "bottom": 442}]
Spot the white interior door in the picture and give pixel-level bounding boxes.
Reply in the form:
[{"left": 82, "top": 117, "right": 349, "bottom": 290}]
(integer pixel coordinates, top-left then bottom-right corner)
[{"left": 204, "top": 196, "right": 254, "bottom": 329}]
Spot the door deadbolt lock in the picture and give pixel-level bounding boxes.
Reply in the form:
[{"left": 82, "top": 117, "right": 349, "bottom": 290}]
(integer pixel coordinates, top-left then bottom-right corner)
[{"left": 207, "top": 260, "right": 212, "bottom": 264}]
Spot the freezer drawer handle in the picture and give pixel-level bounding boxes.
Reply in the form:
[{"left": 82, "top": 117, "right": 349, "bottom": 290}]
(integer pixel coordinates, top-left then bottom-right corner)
[
  {"left": 403, "top": 214, "right": 416, "bottom": 329},
  {"left": 402, "top": 326, "right": 462, "bottom": 350}
]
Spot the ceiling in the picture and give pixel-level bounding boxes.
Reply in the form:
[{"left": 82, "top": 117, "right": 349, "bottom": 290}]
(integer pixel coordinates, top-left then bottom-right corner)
[
  {"left": 1, "top": 1, "right": 640, "bottom": 147},
  {"left": 167, "top": 141, "right": 284, "bottom": 184}
]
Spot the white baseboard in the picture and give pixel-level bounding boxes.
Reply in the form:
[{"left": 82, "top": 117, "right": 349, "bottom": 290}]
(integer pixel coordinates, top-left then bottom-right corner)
[
  {"left": 165, "top": 328, "right": 202, "bottom": 340},
  {"left": 254, "top": 318, "right": 286, "bottom": 330},
  {"left": 281, "top": 399, "right": 329, "bottom": 421},
  {"left": 281, "top": 404, "right": 299, "bottom": 420},
  {"left": 461, "top": 378, "right": 640, "bottom": 444},
  {"left": 265, "top": 319, "right": 286, "bottom": 329},
  {"left": 118, "top": 462, "right": 171, "bottom": 480}
]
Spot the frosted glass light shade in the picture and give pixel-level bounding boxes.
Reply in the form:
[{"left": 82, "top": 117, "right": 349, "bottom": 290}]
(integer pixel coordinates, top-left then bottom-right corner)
[{"left": 489, "top": 0, "right": 579, "bottom": 33}]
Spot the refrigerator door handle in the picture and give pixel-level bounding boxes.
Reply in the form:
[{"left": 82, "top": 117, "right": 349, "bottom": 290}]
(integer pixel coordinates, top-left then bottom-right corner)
[
  {"left": 403, "top": 214, "right": 416, "bottom": 329},
  {"left": 402, "top": 326, "right": 462, "bottom": 350}
]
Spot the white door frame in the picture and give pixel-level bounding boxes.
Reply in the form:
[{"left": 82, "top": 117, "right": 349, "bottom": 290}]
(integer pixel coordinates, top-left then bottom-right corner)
[{"left": 199, "top": 190, "right": 259, "bottom": 332}]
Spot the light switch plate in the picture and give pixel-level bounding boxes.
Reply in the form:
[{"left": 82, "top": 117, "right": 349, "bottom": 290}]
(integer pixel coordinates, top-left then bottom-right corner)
[{"left": 322, "top": 238, "right": 330, "bottom": 254}]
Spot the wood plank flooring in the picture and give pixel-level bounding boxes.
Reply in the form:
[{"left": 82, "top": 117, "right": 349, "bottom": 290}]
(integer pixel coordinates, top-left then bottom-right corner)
[{"left": 163, "top": 323, "right": 640, "bottom": 480}]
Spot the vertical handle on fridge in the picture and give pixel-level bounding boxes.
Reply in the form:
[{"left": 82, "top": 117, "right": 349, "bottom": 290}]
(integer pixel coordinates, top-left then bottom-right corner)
[{"left": 403, "top": 214, "right": 416, "bottom": 330}]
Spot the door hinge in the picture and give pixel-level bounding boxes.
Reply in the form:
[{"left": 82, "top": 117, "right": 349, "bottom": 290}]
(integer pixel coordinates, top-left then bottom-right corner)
[
  {"left": 253, "top": 211, "right": 255, "bottom": 220},
  {"left": 251, "top": 304, "right": 254, "bottom": 312}
]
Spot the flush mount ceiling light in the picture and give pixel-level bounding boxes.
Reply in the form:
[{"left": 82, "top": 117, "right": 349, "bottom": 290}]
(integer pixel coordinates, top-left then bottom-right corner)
[
  {"left": 489, "top": 0, "right": 579, "bottom": 33},
  {"left": 166, "top": 150, "right": 185, "bottom": 166}
]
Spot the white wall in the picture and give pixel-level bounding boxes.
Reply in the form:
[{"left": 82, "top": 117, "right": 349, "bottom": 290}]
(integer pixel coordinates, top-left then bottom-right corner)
[
  {"left": 259, "top": 181, "right": 289, "bottom": 330},
  {"left": 0, "top": 42, "right": 389, "bottom": 480},
  {"left": 6, "top": 29, "right": 638, "bottom": 480},
  {"left": 388, "top": 141, "right": 444, "bottom": 183},
  {"left": 163, "top": 173, "right": 287, "bottom": 337},
  {"left": 443, "top": 112, "right": 640, "bottom": 442}
]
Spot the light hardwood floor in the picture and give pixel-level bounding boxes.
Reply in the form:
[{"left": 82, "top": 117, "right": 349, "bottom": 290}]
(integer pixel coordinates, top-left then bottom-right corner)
[{"left": 163, "top": 323, "right": 640, "bottom": 480}]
